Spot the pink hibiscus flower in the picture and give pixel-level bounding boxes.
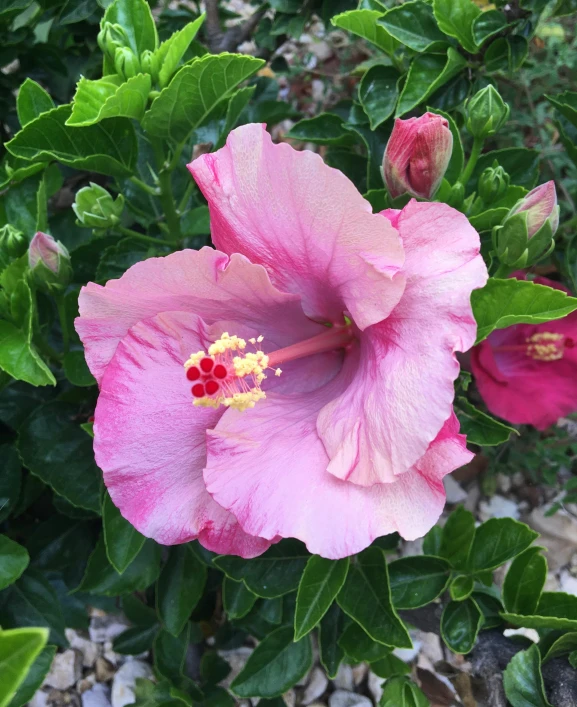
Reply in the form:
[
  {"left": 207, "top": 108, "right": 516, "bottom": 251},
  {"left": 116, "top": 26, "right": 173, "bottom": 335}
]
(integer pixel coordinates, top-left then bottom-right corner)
[
  {"left": 76, "top": 124, "right": 487, "bottom": 559},
  {"left": 471, "top": 273, "right": 577, "bottom": 430}
]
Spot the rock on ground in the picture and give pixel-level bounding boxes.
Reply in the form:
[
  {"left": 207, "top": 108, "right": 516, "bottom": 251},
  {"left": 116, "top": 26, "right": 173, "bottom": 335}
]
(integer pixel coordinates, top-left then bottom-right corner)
[{"left": 111, "top": 660, "right": 154, "bottom": 707}]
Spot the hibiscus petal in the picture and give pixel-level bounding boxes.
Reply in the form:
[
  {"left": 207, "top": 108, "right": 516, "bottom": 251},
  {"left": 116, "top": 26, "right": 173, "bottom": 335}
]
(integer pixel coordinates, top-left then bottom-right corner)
[
  {"left": 95, "top": 310, "right": 271, "bottom": 557},
  {"left": 318, "top": 200, "right": 488, "bottom": 486},
  {"left": 204, "top": 363, "right": 472, "bottom": 559},
  {"left": 188, "top": 123, "right": 406, "bottom": 330},
  {"left": 76, "top": 247, "right": 321, "bottom": 384}
]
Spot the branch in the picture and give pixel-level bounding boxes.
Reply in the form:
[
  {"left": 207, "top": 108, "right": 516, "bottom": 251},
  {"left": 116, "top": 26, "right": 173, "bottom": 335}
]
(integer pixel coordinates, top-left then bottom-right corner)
[{"left": 204, "top": 0, "right": 267, "bottom": 53}]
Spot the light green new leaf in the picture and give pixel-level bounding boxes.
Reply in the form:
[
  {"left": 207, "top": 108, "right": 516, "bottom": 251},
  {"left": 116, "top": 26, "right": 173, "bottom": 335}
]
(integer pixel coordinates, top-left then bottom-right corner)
[
  {"left": 332, "top": 9, "right": 399, "bottom": 55},
  {"left": 16, "top": 79, "right": 54, "bottom": 127},
  {"left": 6, "top": 105, "right": 137, "bottom": 178},
  {"left": 156, "top": 14, "right": 205, "bottom": 88},
  {"left": 143, "top": 53, "right": 264, "bottom": 143},
  {"left": 456, "top": 397, "right": 517, "bottom": 446},
  {"left": 503, "top": 644, "right": 552, "bottom": 707},
  {"left": 294, "top": 556, "right": 349, "bottom": 640},
  {"left": 0, "top": 628, "right": 48, "bottom": 707},
  {"left": 102, "top": 0, "right": 157, "bottom": 55},
  {"left": 433, "top": 0, "right": 481, "bottom": 54},
  {"left": 472, "top": 278, "right": 577, "bottom": 343},
  {"left": 0, "top": 322, "right": 55, "bottom": 387},
  {"left": 102, "top": 492, "right": 146, "bottom": 574},
  {"left": 503, "top": 547, "right": 547, "bottom": 616},
  {"left": 7, "top": 644, "right": 56, "bottom": 707},
  {"left": 379, "top": 1, "right": 449, "bottom": 52},
  {"left": 0, "top": 536, "right": 29, "bottom": 591},
  {"left": 67, "top": 74, "right": 151, "bottom": 127}
]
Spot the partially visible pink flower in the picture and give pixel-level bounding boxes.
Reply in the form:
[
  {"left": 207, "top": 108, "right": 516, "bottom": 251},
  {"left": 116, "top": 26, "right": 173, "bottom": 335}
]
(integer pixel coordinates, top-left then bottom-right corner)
[
  {"left": 471, "top": 273, "right": 577, "bottom": 430},
  {"left": 383, "top": 112, "right": 453, "bottom": 200},
  {"left": 29, "top": 231, "right": 68, "bottom": 273},
  {"left": 76, "top": 124, "right": 487, "bottom": 559},
  {"left": 509, "top": 181, "right": 559, "bottom": 238}
]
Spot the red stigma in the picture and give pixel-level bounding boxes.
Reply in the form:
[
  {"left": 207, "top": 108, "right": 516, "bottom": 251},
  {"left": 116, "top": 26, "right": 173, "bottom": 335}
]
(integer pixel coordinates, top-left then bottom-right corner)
[
  {"left": 200, "top": 357, "right": 214, "bottom": 373},
  {"left": 191, "top": 383, "right": 205, "bottom": 398},
  {"left": 205, "top": 380, "right": 220, "bottom": 396},
  {"left": 186, "top": 366, "right": 201, "bottom": 381},
  {"left": 566, "top": 338, "right": 575, "bottom": 349},
  {"left": 213, "top": 364, "right": 227, "bottom": 379}
]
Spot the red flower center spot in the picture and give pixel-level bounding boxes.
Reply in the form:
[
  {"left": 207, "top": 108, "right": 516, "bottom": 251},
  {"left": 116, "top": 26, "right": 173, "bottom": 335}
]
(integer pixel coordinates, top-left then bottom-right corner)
[
  {"left": 566, "top": 337, "right": 575, "bottom": 349},
  {"left": 213, "top": 364, "right": 228, "bottom": 379},
  {"left": 186, "top": 366, "right": 201, "bottom": 381},
  {"left": 191, "top": 383, "right": 205, "bottom": 398},
  {"left": 205, "top": 380, "right": 220, "bottom": 396},
  {"left": 200, "top": 357, "right": 214, "bottom": 374}
]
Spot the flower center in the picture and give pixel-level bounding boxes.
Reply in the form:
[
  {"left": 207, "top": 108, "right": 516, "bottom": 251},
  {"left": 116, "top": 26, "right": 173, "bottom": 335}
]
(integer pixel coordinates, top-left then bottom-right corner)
[
  {"left": 493, "top": 331, "right": 574, "bottom": 362},
  {"left": 184, "top": 325, "right": 354, "bottom": 411}
]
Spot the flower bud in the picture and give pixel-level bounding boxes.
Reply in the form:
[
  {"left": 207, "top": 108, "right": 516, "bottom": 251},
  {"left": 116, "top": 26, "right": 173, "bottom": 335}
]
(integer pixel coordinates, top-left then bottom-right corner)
[
  {"left": 140, "top": 50, "right": 160, "bottom": 84},
  {"left": 383, "top": 112, "right": 453, "bottom": 200},
  {"left": 478, "top": 161, "right": 510, "bottom": 205},
  {"left": 28, "top": 231, "right": 71, "bottom": 292},
  {"left": 510, "top": 181, "right": 559, "bottom": 238},
  {"left": 97, "top": 22, "right": 130, "bottom": 59},
  {"left": 114, "top": 47, "right": 140, "bottom": 80},
  {"left": 0, "top": 224, "right": 27, "bottom": 259},
  {"left": 465, "top": 85, "right": 510, "bottom": 140},
  {"left": 73, "top": 182, "right": 125, "bottom": 231}
]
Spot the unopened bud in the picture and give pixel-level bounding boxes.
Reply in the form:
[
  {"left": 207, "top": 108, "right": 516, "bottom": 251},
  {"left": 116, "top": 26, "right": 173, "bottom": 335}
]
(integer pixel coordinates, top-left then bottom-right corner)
[
  {"left": 140, "top": 50, "right": 159, "bottom": 84},
  {"left": 0, "top": 224, "right": 27, "bottom": 259},
  {"left": 28, "top": 231, "right": 71, "bottom": 292},
  {"left": 114, "top": 47, "right": 140, "bottom": 80},
  {"left": 465, "top": 85, "right": 510, "bottom": 140},
  {"left": 98, "top": 22, "right": 130, "bottom": 59},
  {"left": 73, "top": 182, "right": 124, "bottom": 231},
  {"left": 478, "top": 161, "right": 510, "bottom": 205}
]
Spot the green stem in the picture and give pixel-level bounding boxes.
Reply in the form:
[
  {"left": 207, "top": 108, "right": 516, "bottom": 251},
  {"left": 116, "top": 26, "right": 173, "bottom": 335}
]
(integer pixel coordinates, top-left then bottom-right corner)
[
  {"left": 117, "top": 226, "right": 174, "bottom": 247},
  {"left": 129, "top": 176, "right": 160, "bottom": 197},
  {"left": 460, "top": 136, "right": 484, "bottom": 188},
  {"left": 178, "top": 181, "right": 195, "bottom": 214},
  {"left": 493, "top": 262, "right": 512, "bottom": 279},
  {"left": 55, "top": 295, "right": 70, "bottom": 355},
  {"left": 151, "top": 139, "right": 183, "bottom": 241}
]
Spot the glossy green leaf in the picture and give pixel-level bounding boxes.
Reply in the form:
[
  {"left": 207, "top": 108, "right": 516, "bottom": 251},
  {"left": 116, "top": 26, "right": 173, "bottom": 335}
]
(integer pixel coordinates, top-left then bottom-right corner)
[
  {"left": 157, "top": 545, "right": 207, "bottom": 637},
  {"left": 0, "top": 445, "right": 21, "bottom": 524},
  {"left": 358, "top": 66, "right": 399, "bottom": 129},
  {"left": 472, "top": 9, "right": 508, "bottom": 46},
  {"left": 468, "top": 207, "right": 510, "bottom": 231},
  {"left": 231, "top": 626, "right": 312, "bottom": 698},
  {"left": 0, "top": 628, "right": 48, "bottom": 707},
  {"left": 503, "top": 547, "right": 547, "bottom": 616},
  {"left": 456, "top": 397, "right": 517, "bottom": 446},
  {"left": 67, "top": 74, "right": 152, "bottom": 127},
  {"left": 388, "top": 556, "right": 450, "bottom": 609},
  {"left": 542, "top": 632, "right": 577, "bottom": 662},
  {"left": 143, "top": 54, "right": 264, "bottom": 143},
  {"left": 380, "top": 676, "right": 429, "bottom": 707},
  {"left": 433, "top": 0, "right": 480, "bottom": 53},
  {"left": 222, "top": 577, "right": 258, "bottom": 620},
  {"left": 450, "top": 575, "right": 474, "bottom": 601},
  {"left": 287, "top": 113, "right": 356, "bottom": 146},
  {"left": 113, "top": 625, "right": 158, "bottom": 655},
  {"left": 439, "top": 506, "right": 476, "bottom": 569},
  {"left": 16, "top": 79, "right": 54, "bottom": 127},
  {"left": 156, "top": 15, "right": 205, "bottom": 88},
  {"left": 338, "top": 622, "right": 391, "bottom": 663},
  {"left": 154, "top": 624, "right": 202, "bottom": 699},
  {"left": 546, "top": 91, "right": 577, "bottom": 129},
  {"left": 470, "top": 147, "right": 539, "bottom": 190},
  {"left": 397, "top": 49, "right": 467, "bottom": 116},
  {"left": 0, "top": 536, "right": 29, "bottom": 591},
  {"left": 214, "top": 86, "right": 257, "bottom": 150},
  {"left": 0, "top": 321, "right": 55, "bottom": 387},
  {"left": 17, "top": 402, "right": 101, "bottom": 512},
  {"left": 380, "top": 1, "right": 449, "bottom": 52},
  {"left": 6, "top": 106, "right": 137, "bottom": 178},
  {"left": 62, "top": 350, "right": 95, "bottom": 387},
  {"left": 7, "top": 644, "right": 56, "bottom": 707},
  {"left": 472, "top": 278, "right": 577, "bottom": 343},
  {"left": 371, "top": 654, "right": 411, "bottom": 679},
  {"left": 467, "top": 518, "right": 538, "bottom": 572},
  {"left": 318, "top": 603, "right": 346, "bottom": 679},
  {"left": 337, "top": 547, "right": 411, "bottom": 648},
  {"left": 75, "top": 535, "right": 161, "bottom": 596},
  {"left": 102, "top": 0, "right": 157, "bottom": 56},
  {"left": 294, "top": 556, "right": 349, "bottom": 640},
  {"left": 503, "top": 644, "right": 552, "bottom": 707},
  {"left": 441, "top": 598, "right": 483, "bottom": 654},
  {"left": 332, "top": 9, "right": 399, "bottom": 55},
  {"left": 214, "top": 540, "right": 309, "bottom": 598},
  {"left": 102, "top": 492, "right": 146, "bottom": 574}
]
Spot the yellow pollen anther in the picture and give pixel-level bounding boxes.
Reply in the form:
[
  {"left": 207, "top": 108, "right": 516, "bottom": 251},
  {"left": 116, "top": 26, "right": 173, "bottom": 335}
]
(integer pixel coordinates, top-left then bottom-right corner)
[
  {"left": 526, "top": 332, "right": 565, "bottom": 362},
  {"left": 257, "top": 335, "right": 264, "bottom": 343},
  {"left": 275, "top": 368, "right": 282, "bottom": 377}
]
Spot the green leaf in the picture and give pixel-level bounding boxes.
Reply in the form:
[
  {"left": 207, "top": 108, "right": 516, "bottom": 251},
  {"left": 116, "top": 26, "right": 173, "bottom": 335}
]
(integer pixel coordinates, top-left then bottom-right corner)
[
  {"left": 439, "top": 506, "right": 476, "bottom": 569},
  {"left": 156, "top": 15, "right": 205, "bottom": 88},
  {"left": 397, "top": 49, "right": 467, "bottom": 116},
  {"left": 503, "top": 548, "right": 547, "bottom": 616},
  {"left": 337, "top": 547, "right": 412, "bottom": 648},
  {"left": 113, "top": 625, "right": 158, "bottom": 655},
  {"left": 7, "top": 644, "right": 56, "bottom": 707},
  {"left": 441, "top": 598, "right": 483, "bottom": 654},
  {"left": 468, "top": 207, "right": 510, "bottom": 232},
  {"left": 157, "top": 545, "right": 207, "bottom": 637},
  {"left": 433, "top": 0, "right": 480, "bottom": 54},
  {"left": 231, "top": 626, "right": 312, "bottom": 698},
  {"left": 501, "top": 594, "right": 577, "bottom": 632},
  {"left": 380, "top": 676, "right": 429, "bottom": 707},
  {"left": 467, "top": 518, "right": 538, "bottom": 572},
  {"left": 0, "top": 322, "right": 55, "bottom": 387},
  {"left": 388, "top": 556, "right": 451, "bottom": 609},
  {"left": 102, "top": 0, "right": 157, "bottom": 56},
  {"left": 222, "top": 577, "right": 258, "bottom": 620},
  {"left": 102, "top": 492, "right": 146, "bottom": 574},
  {"left": 426, "top": 106, "right": 463, "bottom": 184},
  {"left": 294, "top": 556, "right": 349, "bottom": 640},
  {"left": 75, "top": 535, "right": 161, "bottom": 596},
  {"left": 371, "top": 653, "right": 411, "bottom": 679},
  {"left": 143, "top": 54, "right": 264, "bottom": 143},
  {"left": 543, "top": 632, "right": 577, "bottom": 662},
  {"left": 358, "top": 66, "right": 400, "bottom": 129},
  {"left": 380, "top": 1, "right": 449, "bottom": 52},
  {"left": 456, "top": 397, "right": 517, "bottom": 446},
  {"left": 17, "top": 402, "right": 101, "bottom": 512},
  {"left": 0, "top": 571, "right": 66, "bottom": 646},
  {"left": 0, "top": 445, "right": 21, "bottom": 524},
  {"left": 0, "top": 628, "right": 48, "bottom": 707},
  {"left": 472, "top": 278, "right": 577, "bottom": 343},
  {"left": 332, "top": 9, "right": 399, "bottom": 55},
  {"left": 67, "top": 74, "right": 152, "bottom": 127},
  {"left": 472, "top": 9, "right": 508, "bottom": 46},
  {"left": 546, "top": 91, "right": 577, "bottom": 129},
  {"left": 449, "top": 575, "right": 474, "bottom": 601},
  {"left": 154, "top": 625, "right": 202, "bottom": 698},
  {"left": 6, "top": 106, "right": 138, "bottom": 178},
  {"left": 62, "top": 350, "right": 96, "bottom": 387},
  {"left": 16, "top": 79, "right": 55, "bottom": 127},
  {"left": 0, "top": 536, "right": 29, "bottom": 591},
  {"left": 287, "top": 113, "right": 357, "bottom": 146},
  {"left": 214, "top": 540, "right": 309, "bottom": 598},
  {"left": 318, "top": 603, "right": 346, "bottom": 679},
  {"left": 503, "top": 644, "right": 552, "bottom": 707},
  {"left": 338, "top": 622, "right": 391, "bottom": 663}
]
